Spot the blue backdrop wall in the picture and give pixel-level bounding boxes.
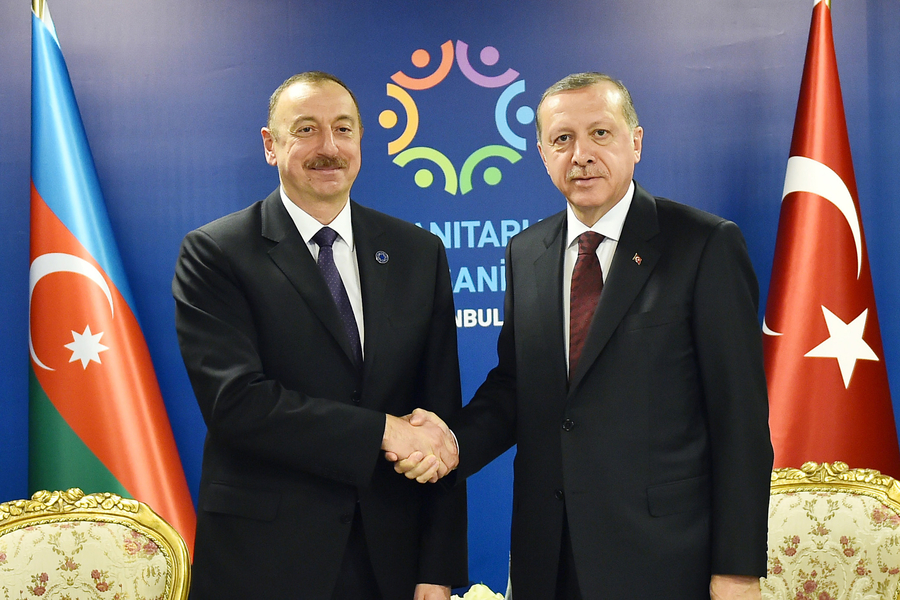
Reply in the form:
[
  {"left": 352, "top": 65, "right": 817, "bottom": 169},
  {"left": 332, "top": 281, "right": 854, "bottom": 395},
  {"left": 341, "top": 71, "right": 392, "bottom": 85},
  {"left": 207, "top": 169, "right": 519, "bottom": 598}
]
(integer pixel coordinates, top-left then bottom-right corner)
[{"left": 2, "top": 0, "right": 899, "bottom": 591}]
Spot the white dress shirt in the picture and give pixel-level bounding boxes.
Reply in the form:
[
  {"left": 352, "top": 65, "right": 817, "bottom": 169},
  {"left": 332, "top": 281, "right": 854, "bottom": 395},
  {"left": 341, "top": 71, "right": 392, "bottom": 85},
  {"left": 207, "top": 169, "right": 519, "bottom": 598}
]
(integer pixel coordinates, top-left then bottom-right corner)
[
  {"left": 562, "top": 180, "right": 635, "bottom": 368},
  {"left": 280, "top": 187, "right": 365, "bottom": 357}
]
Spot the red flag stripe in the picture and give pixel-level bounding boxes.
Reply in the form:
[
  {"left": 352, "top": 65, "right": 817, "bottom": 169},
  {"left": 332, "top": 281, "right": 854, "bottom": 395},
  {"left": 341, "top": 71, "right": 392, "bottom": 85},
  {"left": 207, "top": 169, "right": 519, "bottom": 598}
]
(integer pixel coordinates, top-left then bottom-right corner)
[{"left": 30, "top": 183, "right": 196, "bottom": 550}]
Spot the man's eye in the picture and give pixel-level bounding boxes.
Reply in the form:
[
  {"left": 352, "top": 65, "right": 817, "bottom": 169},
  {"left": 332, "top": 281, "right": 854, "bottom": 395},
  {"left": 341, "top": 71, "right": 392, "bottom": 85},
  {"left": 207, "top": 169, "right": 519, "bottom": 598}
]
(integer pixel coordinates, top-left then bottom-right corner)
[{"left": 555, "top": 134, "right": 570, "bottom": 144}]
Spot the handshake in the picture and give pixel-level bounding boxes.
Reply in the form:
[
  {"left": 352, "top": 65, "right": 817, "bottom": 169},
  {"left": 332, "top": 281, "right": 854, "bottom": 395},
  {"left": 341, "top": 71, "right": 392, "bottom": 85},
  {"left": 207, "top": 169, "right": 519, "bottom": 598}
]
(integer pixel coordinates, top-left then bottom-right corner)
[{"left": 382, "top": 409, "right": 457, "bottom": 484}]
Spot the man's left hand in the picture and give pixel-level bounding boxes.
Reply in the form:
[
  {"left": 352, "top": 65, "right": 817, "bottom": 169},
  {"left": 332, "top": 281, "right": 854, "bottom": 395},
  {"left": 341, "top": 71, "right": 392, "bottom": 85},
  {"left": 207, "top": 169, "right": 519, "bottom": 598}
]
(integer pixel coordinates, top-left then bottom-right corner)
[
  {"left": 414, "top": 583, "right": 451, "bottom": 600},
  {"left": 710, "top": 574, "right": 761, "bottom": 600}
]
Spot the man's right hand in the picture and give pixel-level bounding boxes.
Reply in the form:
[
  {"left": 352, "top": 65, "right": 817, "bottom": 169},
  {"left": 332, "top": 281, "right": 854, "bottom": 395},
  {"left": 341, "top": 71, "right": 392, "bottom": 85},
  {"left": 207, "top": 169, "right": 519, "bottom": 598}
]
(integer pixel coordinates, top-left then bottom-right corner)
[{"left": 382, "top": 409, "right": 458, "bottom": 483}]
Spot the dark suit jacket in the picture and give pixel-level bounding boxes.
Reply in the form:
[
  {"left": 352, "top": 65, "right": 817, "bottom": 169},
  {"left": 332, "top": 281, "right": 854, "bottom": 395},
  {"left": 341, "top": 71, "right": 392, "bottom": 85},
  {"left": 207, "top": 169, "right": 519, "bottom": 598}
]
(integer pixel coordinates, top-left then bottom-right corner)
[
  {"left": 453, "top": 183, "right": 772, "bottom": 599},
  {"left": 173, "top": 190, "right": 467, "bottom": 599}
]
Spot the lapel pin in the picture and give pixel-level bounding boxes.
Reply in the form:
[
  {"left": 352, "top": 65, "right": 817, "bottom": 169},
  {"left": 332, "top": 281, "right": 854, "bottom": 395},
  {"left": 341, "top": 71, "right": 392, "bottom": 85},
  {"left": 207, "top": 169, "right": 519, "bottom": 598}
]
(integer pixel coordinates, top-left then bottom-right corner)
[
  {"left": 375, "top": 250, "right": 389, "bottom": 264},
  {"left": 632, "top": 253, "right": 642, "bottom": 265}
]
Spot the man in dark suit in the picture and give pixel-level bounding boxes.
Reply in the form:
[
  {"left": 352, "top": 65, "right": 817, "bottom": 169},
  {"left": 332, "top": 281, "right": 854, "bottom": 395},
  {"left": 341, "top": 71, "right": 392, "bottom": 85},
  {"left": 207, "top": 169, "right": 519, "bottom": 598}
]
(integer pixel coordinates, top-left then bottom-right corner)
[
  {"left": 173, "top": 71, "right": 466, "bottom": 600},
  {"left": 395, "top": 73, "right": 773, "bottom": 599}
]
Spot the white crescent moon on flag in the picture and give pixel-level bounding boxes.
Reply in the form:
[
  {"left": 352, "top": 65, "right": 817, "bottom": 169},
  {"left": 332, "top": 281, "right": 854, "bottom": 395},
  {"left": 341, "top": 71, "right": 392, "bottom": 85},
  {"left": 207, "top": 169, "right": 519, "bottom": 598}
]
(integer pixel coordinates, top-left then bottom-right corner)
[
  {"left": 782, "top": 155, "right": 862, "bottom": 278},
  {"left": 29, "top": 253, "right": 114, "bottom": 371},
  {"left": 762, "top": 317, "right": 782, "bottom": 337},
  {"left": 763, "top": 156, "right": 862, "bottom": 338}
]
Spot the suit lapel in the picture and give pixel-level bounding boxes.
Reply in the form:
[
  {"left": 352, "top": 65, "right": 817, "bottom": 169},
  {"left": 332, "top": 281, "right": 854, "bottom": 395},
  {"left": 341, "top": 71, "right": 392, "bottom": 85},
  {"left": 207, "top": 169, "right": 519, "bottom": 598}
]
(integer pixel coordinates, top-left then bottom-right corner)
[
  {"left": 533, "top": 212, "right": 569, "bottom": 387},
  {"left": 261, "top": 191, "right": 360, "bottom": 369},
  {"left": 351, "top": 202, "right": 388, "bottom": 382},
  {"left": 568, "top": 183, "right": 662, "bottom": 392}
]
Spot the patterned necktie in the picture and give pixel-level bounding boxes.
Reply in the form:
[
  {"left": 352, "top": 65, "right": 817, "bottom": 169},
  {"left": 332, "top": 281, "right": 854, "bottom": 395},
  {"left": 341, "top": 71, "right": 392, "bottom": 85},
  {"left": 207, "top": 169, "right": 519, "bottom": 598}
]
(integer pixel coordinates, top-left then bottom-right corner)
[
  {"left": 569, "top": 232, "right": 604, "bottom": 378},
  {"left": 312, "top": 227, "right": 362, "bottom": 368}
]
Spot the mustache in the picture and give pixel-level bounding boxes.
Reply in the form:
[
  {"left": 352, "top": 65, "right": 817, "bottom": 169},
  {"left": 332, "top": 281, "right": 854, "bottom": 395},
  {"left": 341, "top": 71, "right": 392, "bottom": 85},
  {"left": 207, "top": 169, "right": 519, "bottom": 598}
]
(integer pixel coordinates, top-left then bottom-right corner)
[
  {"left": 566, "top": 167, "right": 605, "bottom": 180},
  {"left": 305, "top": 155, "right": 348, "bottom": 169}
]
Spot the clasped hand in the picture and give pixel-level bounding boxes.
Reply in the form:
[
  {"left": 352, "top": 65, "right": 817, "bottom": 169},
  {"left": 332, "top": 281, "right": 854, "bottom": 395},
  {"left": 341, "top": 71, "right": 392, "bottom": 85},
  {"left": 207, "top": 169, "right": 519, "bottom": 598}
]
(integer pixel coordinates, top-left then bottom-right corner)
[{"left": 382, "top": 409, "right": 457, "bottom": 483}]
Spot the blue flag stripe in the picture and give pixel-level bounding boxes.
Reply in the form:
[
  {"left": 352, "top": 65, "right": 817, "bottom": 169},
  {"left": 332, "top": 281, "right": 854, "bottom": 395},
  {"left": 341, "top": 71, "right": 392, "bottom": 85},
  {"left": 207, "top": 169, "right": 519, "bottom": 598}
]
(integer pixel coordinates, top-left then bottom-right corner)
[{"left": 31, "top": 13, "right": 135, "bottom": 309}]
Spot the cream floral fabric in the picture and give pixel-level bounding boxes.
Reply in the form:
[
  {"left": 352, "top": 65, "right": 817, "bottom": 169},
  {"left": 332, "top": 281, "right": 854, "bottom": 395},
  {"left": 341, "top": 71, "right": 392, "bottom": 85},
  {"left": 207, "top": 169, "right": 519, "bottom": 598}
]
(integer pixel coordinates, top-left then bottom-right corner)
[
  {"left": 762, "top": 490, "right": 900, "bottom": 600},
  {"left": 0, "top": 520, "right": 170, "bottom": 599}
]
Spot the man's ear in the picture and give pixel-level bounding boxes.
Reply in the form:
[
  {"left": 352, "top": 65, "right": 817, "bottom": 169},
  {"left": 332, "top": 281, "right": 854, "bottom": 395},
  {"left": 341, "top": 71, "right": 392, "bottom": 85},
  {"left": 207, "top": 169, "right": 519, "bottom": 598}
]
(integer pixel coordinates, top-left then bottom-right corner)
[
  {"left": 632, "top": 126, "right": 644, "bottom": 164},
  {"left": 537, "top": 142, "right": 550, "bottom": 175},
  {"left": 261, "top": 127, "right": 278, "bottom": 166}
]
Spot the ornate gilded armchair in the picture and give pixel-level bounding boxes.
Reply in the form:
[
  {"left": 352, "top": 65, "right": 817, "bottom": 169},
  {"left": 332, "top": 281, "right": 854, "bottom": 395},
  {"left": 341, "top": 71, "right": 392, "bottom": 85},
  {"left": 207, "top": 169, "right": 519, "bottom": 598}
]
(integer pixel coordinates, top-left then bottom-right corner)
[
  {"left": 0, "top": 488, "right": 190, "bottom": 600},
  {"left": 762, "top": 462, "right": 900, "bottom": 600}
]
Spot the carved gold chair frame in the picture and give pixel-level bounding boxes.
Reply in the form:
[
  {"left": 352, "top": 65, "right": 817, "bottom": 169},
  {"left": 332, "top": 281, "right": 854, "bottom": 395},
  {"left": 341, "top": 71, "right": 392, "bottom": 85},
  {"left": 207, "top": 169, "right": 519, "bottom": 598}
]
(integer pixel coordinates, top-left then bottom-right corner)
[
  {"left": 765, "top": 461, "right": 900, "bottom": 600},
  {"left": 771, "top": 461, "right": 900, "bottom": 502},
  {"left": 0, "top": 488, "right": 190, "bottom": 600}
]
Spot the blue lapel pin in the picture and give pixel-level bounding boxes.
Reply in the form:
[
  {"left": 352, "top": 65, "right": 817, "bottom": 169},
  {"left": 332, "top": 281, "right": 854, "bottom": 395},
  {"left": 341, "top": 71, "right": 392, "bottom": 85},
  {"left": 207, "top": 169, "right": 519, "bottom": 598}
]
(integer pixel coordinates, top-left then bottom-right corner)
[{"left": 375, "top": 250, "right": 389, "bottom": 264}]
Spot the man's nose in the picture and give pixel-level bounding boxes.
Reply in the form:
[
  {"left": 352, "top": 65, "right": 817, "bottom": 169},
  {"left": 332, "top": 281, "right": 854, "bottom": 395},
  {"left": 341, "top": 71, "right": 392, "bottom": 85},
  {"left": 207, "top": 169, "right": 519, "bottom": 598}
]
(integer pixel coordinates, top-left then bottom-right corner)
[
  {"left": 571, "top": 139, "right": 595, "bottom": 165},
  {"left": 318, "top": 130, "right": 340, "bottom": 154}
]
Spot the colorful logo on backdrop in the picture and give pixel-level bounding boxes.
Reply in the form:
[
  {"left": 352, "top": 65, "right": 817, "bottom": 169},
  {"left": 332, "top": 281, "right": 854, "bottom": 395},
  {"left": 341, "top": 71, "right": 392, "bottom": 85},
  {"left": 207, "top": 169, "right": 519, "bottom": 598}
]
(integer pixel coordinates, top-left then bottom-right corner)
[{"left": 379, "top": 40, "right": 534, "bottom": 195}]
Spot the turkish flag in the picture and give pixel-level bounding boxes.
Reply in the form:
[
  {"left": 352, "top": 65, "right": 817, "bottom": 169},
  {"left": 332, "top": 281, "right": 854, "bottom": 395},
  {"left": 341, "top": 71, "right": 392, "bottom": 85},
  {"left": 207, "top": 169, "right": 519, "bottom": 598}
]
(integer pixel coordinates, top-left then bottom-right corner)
[{"left": 763, "top": 0, "right": 900, "bottom": 477}]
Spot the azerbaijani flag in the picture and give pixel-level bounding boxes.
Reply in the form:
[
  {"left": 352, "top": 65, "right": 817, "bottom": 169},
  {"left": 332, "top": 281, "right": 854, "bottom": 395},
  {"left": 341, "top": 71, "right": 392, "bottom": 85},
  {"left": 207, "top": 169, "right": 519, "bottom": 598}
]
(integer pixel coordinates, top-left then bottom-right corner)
[{"left": 29, "top": 0, "right": 196, "bottom": 551}]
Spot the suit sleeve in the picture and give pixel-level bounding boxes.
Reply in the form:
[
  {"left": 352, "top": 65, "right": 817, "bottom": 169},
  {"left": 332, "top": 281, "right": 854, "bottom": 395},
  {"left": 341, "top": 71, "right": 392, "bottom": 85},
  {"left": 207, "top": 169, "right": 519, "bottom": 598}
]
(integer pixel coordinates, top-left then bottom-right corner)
[
  {"left": 414, "top": 243, "right": 469, "bottom": 588},
  {"left": 452, "top": 242, "right": 519, "bottom": 480},
  {"left": 172, "top": 227, "right": 385, "bottom": 488},
  {"left": 692, "top": 220, "right": 773, "bottom": 577}
]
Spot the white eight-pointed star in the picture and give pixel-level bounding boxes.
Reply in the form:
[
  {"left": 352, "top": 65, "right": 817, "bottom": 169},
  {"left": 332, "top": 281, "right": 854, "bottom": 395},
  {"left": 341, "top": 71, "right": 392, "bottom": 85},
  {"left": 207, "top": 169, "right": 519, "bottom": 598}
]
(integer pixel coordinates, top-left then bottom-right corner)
[{"left": 64, "top": 324, "right": 109, "bottom": 369}]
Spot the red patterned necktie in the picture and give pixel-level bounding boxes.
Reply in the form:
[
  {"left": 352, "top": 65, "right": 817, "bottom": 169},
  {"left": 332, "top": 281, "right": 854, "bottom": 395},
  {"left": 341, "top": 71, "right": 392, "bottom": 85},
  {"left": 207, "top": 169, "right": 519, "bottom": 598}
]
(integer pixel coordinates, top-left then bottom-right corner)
[{"left": 569, "top": 232, "right": 604, "bottom": 378}]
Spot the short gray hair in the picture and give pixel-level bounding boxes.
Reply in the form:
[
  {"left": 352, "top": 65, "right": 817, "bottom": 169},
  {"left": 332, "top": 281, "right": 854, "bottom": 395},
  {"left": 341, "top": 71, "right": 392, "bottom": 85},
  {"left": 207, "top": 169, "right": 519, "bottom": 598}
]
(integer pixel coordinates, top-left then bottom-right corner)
[
  {"left": 266, "top": 71, "right": 362, "bottom": 132},
  {"left": 535, "top": 72, "right": 639, "bottom": 141}
]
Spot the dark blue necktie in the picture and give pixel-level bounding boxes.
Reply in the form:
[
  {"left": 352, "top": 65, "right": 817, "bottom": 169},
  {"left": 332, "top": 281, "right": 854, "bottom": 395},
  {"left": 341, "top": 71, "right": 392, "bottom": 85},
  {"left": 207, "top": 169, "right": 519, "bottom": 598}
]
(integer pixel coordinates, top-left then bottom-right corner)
[{"left": 312, "top": 227, "right": 362, "bottom": 368}]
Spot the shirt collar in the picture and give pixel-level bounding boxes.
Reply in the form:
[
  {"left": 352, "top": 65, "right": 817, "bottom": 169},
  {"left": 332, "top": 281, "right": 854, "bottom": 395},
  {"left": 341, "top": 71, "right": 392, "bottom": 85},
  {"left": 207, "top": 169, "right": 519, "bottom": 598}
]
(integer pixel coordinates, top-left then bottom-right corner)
[
  {"left": 279, "top": 185, "right": 355, "bottom": 250},
  {"left": 566, "top": 180, "right": 634, "bottom": 248}
]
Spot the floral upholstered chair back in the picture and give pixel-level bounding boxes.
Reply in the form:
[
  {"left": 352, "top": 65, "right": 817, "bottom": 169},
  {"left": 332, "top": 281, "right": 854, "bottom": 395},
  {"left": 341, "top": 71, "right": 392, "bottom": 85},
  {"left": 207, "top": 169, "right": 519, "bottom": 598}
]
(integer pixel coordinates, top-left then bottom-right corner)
[
  {"left": 0, "top": 488, "right": 190, "bottom": 600},
  {"left": 762, "top": 462, "right": 900, "bottom": 600}
]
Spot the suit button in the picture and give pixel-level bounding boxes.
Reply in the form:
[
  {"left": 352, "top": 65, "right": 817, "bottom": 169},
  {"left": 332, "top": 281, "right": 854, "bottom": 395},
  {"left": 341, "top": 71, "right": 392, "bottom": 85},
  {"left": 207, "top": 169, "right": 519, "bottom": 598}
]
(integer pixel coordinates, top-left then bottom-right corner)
[
  {"left": 562, "top": 419, "right": 575, "bottom": 431},
  {"left": 555, "top": 489, "right": 565, "bottom": 500},
  {"left": 351, "top": 391, "right": 361, "bottom": 404},
  {"left": 340, "top": 513, "right": 353, "bottom": 524}
]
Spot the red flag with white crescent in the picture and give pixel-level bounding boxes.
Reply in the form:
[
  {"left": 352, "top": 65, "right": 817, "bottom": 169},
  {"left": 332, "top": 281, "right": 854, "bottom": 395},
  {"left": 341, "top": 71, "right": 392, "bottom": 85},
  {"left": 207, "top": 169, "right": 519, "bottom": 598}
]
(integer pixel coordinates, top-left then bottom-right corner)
[{"left": 763, "top": 0, "right": 900, "bottom": 477}]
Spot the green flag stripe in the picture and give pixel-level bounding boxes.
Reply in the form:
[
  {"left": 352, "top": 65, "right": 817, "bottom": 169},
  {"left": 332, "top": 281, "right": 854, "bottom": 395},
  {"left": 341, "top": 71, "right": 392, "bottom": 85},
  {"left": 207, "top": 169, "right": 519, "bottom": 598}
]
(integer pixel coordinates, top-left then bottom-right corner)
[{"left": 29, "top": 367, "right": 129, "bottom": 497}]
